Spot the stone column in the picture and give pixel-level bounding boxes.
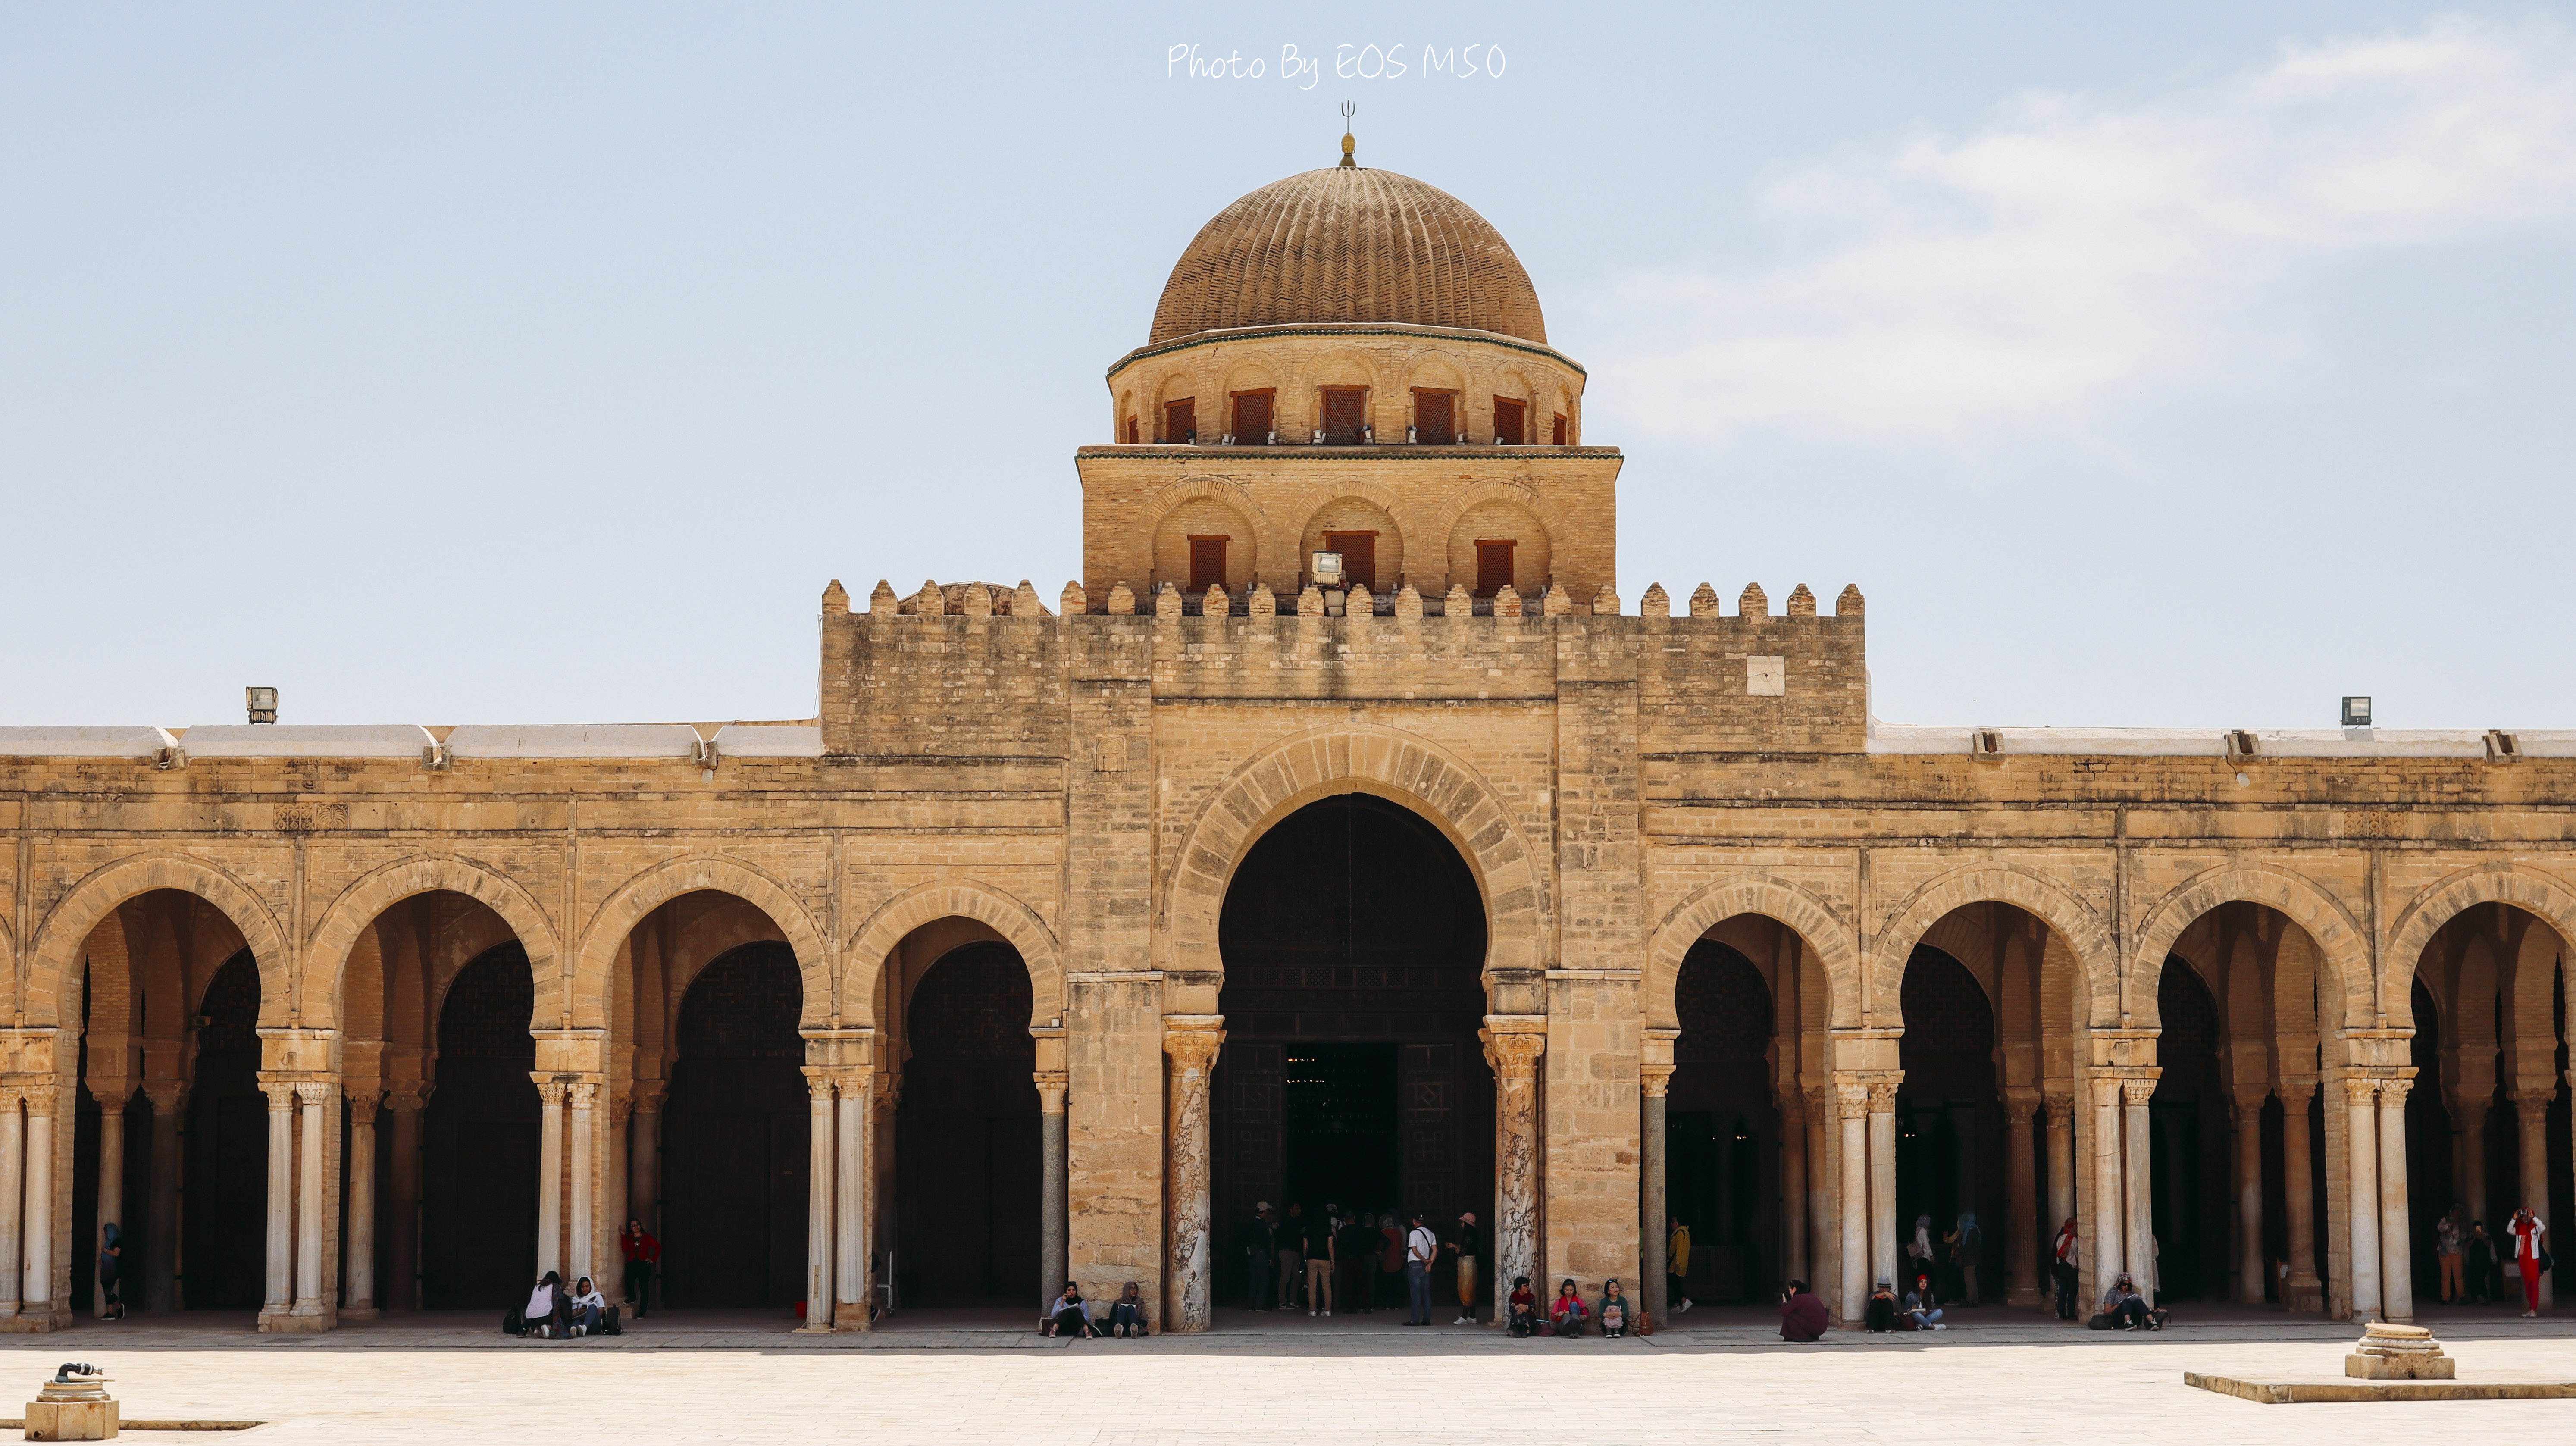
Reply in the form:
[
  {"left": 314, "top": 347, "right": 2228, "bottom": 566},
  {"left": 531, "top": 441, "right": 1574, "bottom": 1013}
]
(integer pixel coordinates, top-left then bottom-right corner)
[
  {"left": 1492, "top": 1031, "right": 1546, "bottom": 1317},
  {"left": 535, "top": 1082, "right": 565, "bottom": 1278},
  {"left": 835, "top": 1071, "right": 872, "bottom": 1330},
  {"left": 343, "top": 1094, "right": 379, "bottom": 1318},
  {"left": 2377, "top": 1077, "right": 2414, "bottom": 1322},
  {"left": 261, "top": 1082, "right": 294, "bottom": 1315},
  {"left": 2004, "top": 1093, "right": 2039, "bottom": 1306},
  {"left": 91, "top": 1089, "right": 128, "bottom": 1319},
  {"left": 2512, "top": 1089, "right": 2554, "bottom": 1308},
  {"left": 22, "top": 1086, "right": 54, "bottom": 1321},
  {"left": 383, "top": 1089, "right": 425, "bottom": 1312},
  {"left": 1161, "top": 1019, "right": 1224, "bottom": 1333},
  {"left": 1640, "top": 1061, "right": 1671, "bottom": 1325},
  {"left": 1781, "top": 1092, "right": 1809, "bottom": 1287},
  {"left": 1867, "top": 1083, "right": 1899, "bottom": 1293},
  {"left": 144, "top": 1085, "right": 185, "bottom": 1313},
  {"left": 2044, "top": 1094, "right": 2075, "bottom": 1232},
  {"left": 2344, "top": 1077, "right": 2381, "bottom": 1318},
  {"left": 292, "top": 1083, "right": 327, "bottom": 1317},
  {"left": 2453, "top": 1090, "right": 2487, "bottom": 1224},
  {"left": 1806, "top": 1088, "right": 1834, "bottom": 1311},
  {"left": 2233, "top": 1089, "right": 2267, "bottom": 1304},
  {"left": 0, "top": 1089, "right": 21, "bottom": 1320},
  {"left": 1035, "top": 1072, "right": 1067, "bottom": 1316},
  {"left": 2122, "top": 1079, "right": 2155, "bottom": 1304},
  {"left": 1947, "top": 1100, "right": 1979, "bottom": 1303},
  {"left": 800, "top": 1071, "right": 836, "bottom": 1330},
  {"left": 1837, "top": 1084, "right": 1868, "bottom": 1318},
  {"left": 2280, "top": 1079, "right": 2322, "bottom": 1311},
  {"left": 2088, "top": 1077, "right": 2125, "bottom": 1306},
  {"left": 567, "top": 1083, "right": 595, "bottom": 1287}
]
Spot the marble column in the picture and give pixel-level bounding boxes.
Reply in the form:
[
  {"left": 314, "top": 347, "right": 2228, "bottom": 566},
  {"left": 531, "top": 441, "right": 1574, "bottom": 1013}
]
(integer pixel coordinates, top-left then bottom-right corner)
[
  {"left": 292, "top": 1083, "right": 328, "bottom": 1317},
  {"left": 836, "top": 1072, "right": 872, "bottom": 1329},
  {"left": 567, "top": 1083, "right": 595, "bottom": 1287},
  {"left": 2344, "top": 1077, "right": 2382, "bottom": 1318},
  {"left": 2233, "top": 1089, "right": 2267, "bottom": 1304},
  {"left": 2004, "top": 1094, "right": 2039, "bottom": 1306},
  {"left": 2088, "top": 1078, "right": 2125, "bottom": 1306},
  {"left": 2122, "top": 1079, "right": 2156, "bottom": 1305},
  {"left": 2453, "top": 1091, "right": 2487, "bottom": 1224},
  {"left": 261, "top": 1083, "right": 295, "bottom": 1316},
  {"left": 1806, "top": 1088, "right": 1834, "bottom": 1310},
  {"left": 0, "top": 1089, "right": 19, "bottom": 1321},
  {"left": 1035, "top": 1072, "right": 1067, "bottom": 1318},
  {"left": 801, "top": 1072, "right": 836, "bottom": 1330},
  {"left": 1640, "top": 1063, "right": 1671, "bottom": 1325},
  {"left": 535, "top": 1083, "right": 565, "bottom": 1278},
  {"left": 22, "top": 1086, "right": 54, "bottom": 1321},
  {"left": 383, "top": 1089, "right": 425, "bottom": 1311},
  {"left": 1837, "top": 1084, "right": 1868, "bottom": 1321},
  {"left": 1161, "top": 1021, "right": 1224, "bottom": 1333},
  {"left": 144, "top": 1085, "right": 185, "bottom": 1313},
  {"left": 91, "top": 1089, "right": 128, "bottom": 1319},
  {"left": 2377, "top": 1077, "right": 2414, "bottom": 1322},
  {"left": 2044, "top": 1092, "right": 2075, "bottom": 1276},
  {"left": 2512, "top": 1089, "right": 2554, "bottom": 1308},
  {"left": 343, "top": 1094, "right": 379, "bottom": 1318},
  {"left": 1493, "top": 1032, "right": 1546, "bottom": 1318},
  {"left": 1781, "top": 1092, "right": 1809, "bottom": 1287},
  {"left": 1867, "top": 1083, "right": 1899, "bottom": 1293},
  {"left": 2280, "top": 1080, "right": 2322, "bottom": 1311}
]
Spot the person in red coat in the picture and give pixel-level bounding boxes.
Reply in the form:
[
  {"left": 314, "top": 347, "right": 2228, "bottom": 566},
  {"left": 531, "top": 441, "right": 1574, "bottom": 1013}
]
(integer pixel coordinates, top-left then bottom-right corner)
[
  {"left": 620, "top": 1219, "right": 660, "bottom": 1319},
  {"left": 1779, "top": 1279, "right": 1830, "bottom": 1341}
]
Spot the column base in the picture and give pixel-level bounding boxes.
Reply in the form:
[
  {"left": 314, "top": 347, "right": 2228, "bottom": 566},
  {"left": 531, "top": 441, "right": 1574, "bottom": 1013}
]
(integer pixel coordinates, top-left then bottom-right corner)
[
  {"left": 340, "top": 1306, "right": 380, "bottom": 1320},
  {"left": 2285, "top": 1277, "right": 2326, "bottom": 1314},
  {"left": 0, "top": 1306, "right": 68, "bottom": 1333},
  {"left": 259, "top": 1305, "right": 337, "bottom": 1333},
  {"left": 833, "top": 1305, "right": 873, "bottom": 1333},
  {"left": 2006, "top": 1285, "right": 2041, "bottom": 1307}
]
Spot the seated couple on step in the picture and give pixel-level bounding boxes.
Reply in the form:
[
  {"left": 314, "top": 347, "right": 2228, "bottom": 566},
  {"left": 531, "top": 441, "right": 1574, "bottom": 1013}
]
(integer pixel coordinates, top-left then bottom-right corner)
[
  {"left": 516, "top": 1271, "right": 616, "bottom": 1338},
  {"left": 1043, "top": 1281, "right": 1149, "bottom": 1338}
]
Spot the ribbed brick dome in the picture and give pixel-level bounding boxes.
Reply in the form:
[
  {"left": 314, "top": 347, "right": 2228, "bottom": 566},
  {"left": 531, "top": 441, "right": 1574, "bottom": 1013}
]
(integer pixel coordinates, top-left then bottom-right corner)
[{"left": 1149, "top": 166, "right": 1546, "bottom": 346}]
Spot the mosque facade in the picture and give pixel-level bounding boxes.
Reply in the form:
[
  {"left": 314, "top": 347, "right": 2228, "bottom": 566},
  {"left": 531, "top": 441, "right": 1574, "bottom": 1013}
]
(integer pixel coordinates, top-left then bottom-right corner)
[{"left": 0, "top": 140, "right": 2570, "bottom": 1335}]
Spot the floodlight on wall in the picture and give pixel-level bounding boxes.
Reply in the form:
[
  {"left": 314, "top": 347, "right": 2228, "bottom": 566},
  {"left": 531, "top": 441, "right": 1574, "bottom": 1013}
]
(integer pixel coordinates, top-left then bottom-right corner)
[
  {"left": 2341, "top": 696, "right": 2372, "bottom": 728},
  {"left": 245, "top": 686, "right": 279, "bottom": 724},
  {"left": 1310, "top": 551, "right": 1345, "bottom": 588}
]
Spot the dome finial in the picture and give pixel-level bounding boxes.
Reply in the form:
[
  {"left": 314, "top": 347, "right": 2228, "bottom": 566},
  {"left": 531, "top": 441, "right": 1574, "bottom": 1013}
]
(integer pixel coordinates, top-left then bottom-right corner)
[{"left": 1339, "top": 101, "right": 1357, "bottom": 168}]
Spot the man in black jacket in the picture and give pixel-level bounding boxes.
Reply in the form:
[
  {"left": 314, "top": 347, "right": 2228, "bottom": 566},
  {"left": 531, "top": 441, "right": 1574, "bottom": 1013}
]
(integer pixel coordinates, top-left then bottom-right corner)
[{"left": 1237, "top": 1202, "right": 1276, "bottom": 1310}]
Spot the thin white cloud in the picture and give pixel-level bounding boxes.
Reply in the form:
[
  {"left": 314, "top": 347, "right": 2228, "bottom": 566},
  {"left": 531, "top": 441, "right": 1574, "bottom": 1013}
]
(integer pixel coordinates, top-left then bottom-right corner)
[{"left": 1587, "top": 14, "right": 2576, "bottom": 450}]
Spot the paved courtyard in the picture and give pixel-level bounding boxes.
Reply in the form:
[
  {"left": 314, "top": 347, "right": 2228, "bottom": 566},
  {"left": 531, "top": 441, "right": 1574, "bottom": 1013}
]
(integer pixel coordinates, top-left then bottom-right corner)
[{"left": 0, "top": 1309, "right": 2569, "bottom": 1443}]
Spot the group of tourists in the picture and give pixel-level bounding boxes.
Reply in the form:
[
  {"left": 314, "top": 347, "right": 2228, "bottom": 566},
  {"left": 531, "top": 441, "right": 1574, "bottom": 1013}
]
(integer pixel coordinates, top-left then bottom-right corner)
[
  {"left": 1044, "top": 1280, "right": 1149, "bottom": 1338},
  {"left": 2433, "top": 1205, "right": 2551, "bottom": 1317},
  {"left": 508, "top": 1218, "right": 657, "bottom": 1339},
  {"left": 1234, "top": 1202, "right": 1474, "bottom": 1325},
  {"left": 1503, "top": 1276, "right": 1636, "bottom": 1337}
]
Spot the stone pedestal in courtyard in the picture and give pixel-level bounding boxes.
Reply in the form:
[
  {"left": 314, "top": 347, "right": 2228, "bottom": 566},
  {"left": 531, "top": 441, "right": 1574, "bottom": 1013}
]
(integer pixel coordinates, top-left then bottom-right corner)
[
  {"left": 25, "top": 1368, "right": 118, "bottom": 1440},
  {"left": 2346, "top": 1321, "right": 2454, "bottom": 1380}
]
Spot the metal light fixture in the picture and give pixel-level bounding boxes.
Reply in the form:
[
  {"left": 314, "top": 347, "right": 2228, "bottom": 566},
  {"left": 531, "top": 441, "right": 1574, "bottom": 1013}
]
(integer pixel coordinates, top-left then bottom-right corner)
[
  {"left": 245, "top": 686, "right": 279, "bottom": 724},
  {"left": 2341, "top": 696, "right": 2372, "bottom": 728}
]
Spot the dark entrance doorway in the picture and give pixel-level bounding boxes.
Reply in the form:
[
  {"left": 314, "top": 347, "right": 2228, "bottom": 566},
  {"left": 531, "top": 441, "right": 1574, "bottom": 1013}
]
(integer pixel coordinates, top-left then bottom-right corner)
[
  {"left": 182, "top": 949, "right": 266, "bottom": 1310},
  {"left": 421, "top": 944, "right": 538, "bottom": 1309},
  {"left": 895, "top": 940, "right": 1039, "bottom": 1307},
  {"left": 1666, "top": 939, "right": 1778, "bottom": 1304},
  {"left": 662, "top": 942, "right": 807, "bottom": 1309},
  {"left": 1213, "top": 792, "right": 1492, "bottom": 1310},
  {"left": 1895, "top": 946, "right": 2003, "bottom": 1305}
]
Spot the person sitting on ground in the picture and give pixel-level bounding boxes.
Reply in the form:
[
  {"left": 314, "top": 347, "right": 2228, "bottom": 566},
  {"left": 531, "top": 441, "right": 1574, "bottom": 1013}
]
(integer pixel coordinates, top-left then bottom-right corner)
[
  {"left": 1779, "top": 1279, "right": 1829, "bottom": 1342},
  {"left": 1507, "top": 1276, "right": 1539, "bottom": 1337},
  {"left": 1904, "top": 1274, "right": 1946, "bottom": 1331},
  {"left": 1549, "top": 1278, "right": 1590, "bottom": 1337},
  {"left": 1864, "top": 1277, "right": 1900, "bottom": 1333},
  {"left": 523, "top": 1271, "right": 570, "bottom": 1338},
  {"left": 1044, "top": 1281, "right": 1098, "bottom": 1338},
  {"left": 2093, "top": 1272, "right": 2150, "bottom": 1330},
  {"left": 1597, "top": 1278, "right": 1631, "bottom": 1337},
  {"left": 566, "top": 1275, "right": 607, "bottom": 1336},
  {"left": 1108, "top": 1281, "right": 1148, "bottom": 1338}
]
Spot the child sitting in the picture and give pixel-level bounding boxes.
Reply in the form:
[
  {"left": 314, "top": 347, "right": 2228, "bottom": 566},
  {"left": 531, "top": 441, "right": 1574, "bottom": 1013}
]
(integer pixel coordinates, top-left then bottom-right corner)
[
  {"left": 1597, "top": 1278, "right": 1631, "bottom": 1337},
  {"left": 1549, "top": 1278, "right": 1590, "bottom": 1338},
  {"left": 1506, "top": 1276, "right": 1539, "bottom": 1337}
]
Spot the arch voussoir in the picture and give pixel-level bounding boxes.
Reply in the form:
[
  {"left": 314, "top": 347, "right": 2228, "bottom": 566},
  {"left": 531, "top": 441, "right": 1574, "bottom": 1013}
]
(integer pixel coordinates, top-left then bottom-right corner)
[
  {"left": 2384, "top": 863, "right": 2576, "bottom": 1023},
  {"left": 842, "top": 876, "right": 1065, "bottom": 1031},
  {"left": 1869, "top": 865, "right": 2114, "bottom": 1032},
  {"left": 29, "top": 853, "right": 290, "bottom": 1030},
  {"left": 577, "top": 854, "right": 829, "bottom": 1031},
  {"left": 1647, "top": 875, "right": 1859, "bottom": 1030}
]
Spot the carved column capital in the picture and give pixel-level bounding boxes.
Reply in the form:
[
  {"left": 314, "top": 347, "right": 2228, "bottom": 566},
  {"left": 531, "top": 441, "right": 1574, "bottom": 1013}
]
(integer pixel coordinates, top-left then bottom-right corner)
[
  {"left": 2275, "top": 1076, "right": 2318, "bottom": 1107},
  {"left": 2043, "top": 1091, "right": 2077, "bottom": 1126},
  {"left": 567, "top": 1081, "right": 598, "bottom": 1111},
  {"left": 292, "top": 1081, "right": 332, "bottom": 1108},
  {"left": 1162, "top": 1019, "right": 1226, "bottom": 1074},
  {"left": 1864, "top": 1080, "right": 1899, "bottom": 1111},
  {"left": 1836, "top": 1083, "right": 1871, "bottom": 1119},
  {"left": 2119, "top": 1078, "right": 2158, "bottom": 1108},
  {"left": 2341, "top": 1076, "right": 2382, "bottom": 1108},
  {"left": 1639, "top": 1064, "right": 1675, "bottom": 1100},
  {"left": 382, "top": 1084, "right": 433, "bottom": 1114},
  {"left": 2373, "top": 1076, "right": 2413, "bottom": 1109},
  {"left": 1488, "top": 1032, "right": 1546, "bottom": 1078},
  {"left": 606, "top": 1092, "right": 635, "bottom": 1130},
  {"left": 801, "top": 1068, "right": 840, "bottom": 1102},
  {"left": 536, "top": 1081, "right": 569, "bottom": 1107},
  {"left": 2510, "top": 1086, "right": 2554, "bottom": 1119},
  {"left": 16, "top": 1082, "right": 58, "bottom": 1117},
  {"left": 260, "top": 1081, "right": 299, "bottom": 1111},
  {"left": 1033, "top": 1070, "right": 1068, "bottom": 1114},
  {"left": 141, "top": 1082, "right": 188, "bottom": 1114},
  {"left": 346, "top": 1092, "right": 382, "bottom": 1127}
]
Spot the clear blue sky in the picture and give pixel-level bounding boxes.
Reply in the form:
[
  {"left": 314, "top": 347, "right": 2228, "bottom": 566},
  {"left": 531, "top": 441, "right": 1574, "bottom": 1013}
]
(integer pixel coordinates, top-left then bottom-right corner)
[{"left": 6, "top": 3, "right": 2572, "bottom": 729}]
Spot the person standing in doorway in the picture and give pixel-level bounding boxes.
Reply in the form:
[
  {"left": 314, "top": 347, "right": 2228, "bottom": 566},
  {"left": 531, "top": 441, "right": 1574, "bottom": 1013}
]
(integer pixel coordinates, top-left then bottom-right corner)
[
  {"left": 96, "top": 1226, "right": 123, "bottom": 1322},
  {"left": 1277, "top": 1204, "right": 1306, "bottom": 1313},
  {"left": 2051, "top": 1218, "right": 2081, "bottom": 1321},
  {"left": 1666, "top": 1217, "right": 1693, "bottom": 1315},
  {"left": 1302, "top": 1203, "right": 1335, "bottom": 1316},
  {"left": 1404, "top": 1213, "right": 1439, "bottom": 1325},
  {"left": 1947, "top": 1213, "right": 1981, "bottom": 1306},
  {"left": 2466, "top": 1220, "right": 2496, "bottom": 1305},
  {"left": 2435, "top": 1206, "right": 2465, "bottom": 1304},
  {"left": 1238, "top": 1201, "right": 1276, "bottom": 1310},
  {"left": 1445, "top": 1211, "right": 1480, "bottom": 1324},
  {"left": 619, "top": 1218, "right": 660, "bottom": 1320},
  {"left": 2508, "top": 1205, "right": 2548, "bottom": 1318}
]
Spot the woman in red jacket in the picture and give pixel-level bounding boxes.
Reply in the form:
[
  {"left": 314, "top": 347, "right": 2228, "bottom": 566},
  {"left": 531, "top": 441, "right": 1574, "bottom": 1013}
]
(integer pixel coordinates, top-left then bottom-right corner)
[{"left": 620, "top": 1219, "right": 660, "bottom": 1319}]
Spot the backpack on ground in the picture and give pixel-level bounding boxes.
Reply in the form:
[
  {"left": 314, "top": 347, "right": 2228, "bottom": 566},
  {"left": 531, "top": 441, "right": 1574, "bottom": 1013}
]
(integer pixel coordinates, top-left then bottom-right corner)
[
  {"left": 503, "top": 1306, "right": 526, "bottom": 1336},
  {"left": 600, "top": 1305, "right": 623, "bottom": 1336}
]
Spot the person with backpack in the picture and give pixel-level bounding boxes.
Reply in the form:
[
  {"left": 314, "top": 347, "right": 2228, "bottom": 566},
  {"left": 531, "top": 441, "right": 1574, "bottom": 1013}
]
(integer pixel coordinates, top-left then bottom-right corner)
[{"left": 1404, "top": 1213, "right": 1439, "bottom": 1325}]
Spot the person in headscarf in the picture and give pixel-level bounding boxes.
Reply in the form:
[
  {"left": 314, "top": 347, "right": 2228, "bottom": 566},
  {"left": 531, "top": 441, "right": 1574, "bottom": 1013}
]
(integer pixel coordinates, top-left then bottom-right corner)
[
  {"left": 1596, "top": 1278, "right": 1631, "bottom": 1337},
  {"left": 1107, "top": 1280, "right": 1148, "bottom": 1337},
  {"left": 2051, "top": 1218, "right": 2081, "bottom": 1320},
  {"left": 1907, "top": 1215, "right": 1936, "bottom": 1300}
]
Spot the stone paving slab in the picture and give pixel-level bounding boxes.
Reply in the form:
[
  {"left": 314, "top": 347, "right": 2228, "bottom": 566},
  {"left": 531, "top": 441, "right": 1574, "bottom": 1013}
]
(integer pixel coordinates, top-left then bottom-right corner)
[{"left": 0, "top": 1324, "right": 2569, "bottom": 1443}]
